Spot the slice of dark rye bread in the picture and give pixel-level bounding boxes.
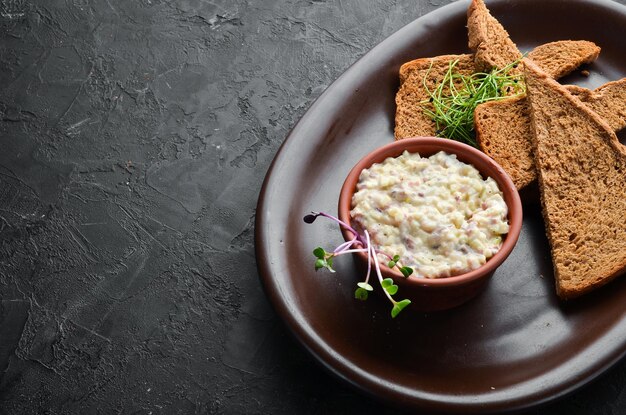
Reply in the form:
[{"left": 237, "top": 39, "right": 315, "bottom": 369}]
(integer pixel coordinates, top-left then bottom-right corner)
[
  {"left": 467, "top": 0, "right": 520, "bottom": 73},
  {"left": 475, "top": 79, "right": 626, "bottom": 189},
  {"left": 395, "top": 41, "right": 603, "bottom": 140},
  {"left": 524, "top": 58, "right": 626, "bottom": 299},
  {"left": 527, "top": 40, "right": 600, "bottom": 79}
]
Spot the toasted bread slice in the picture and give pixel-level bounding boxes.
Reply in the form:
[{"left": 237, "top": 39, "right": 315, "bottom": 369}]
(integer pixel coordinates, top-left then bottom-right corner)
[
  {"left": 527, "top": 41, "right": 600, "bottom": 79},
  {"left": 476, "top": 79, "right": 626, "bottom": 189},
  {"left": 467, "top": 0, "right": 521, "bottom": 72},
  {"left": 474, "top": 95, "right": 534, "bottom": 189},
  {"left": 524, "top": 58, "right": 626, "bottom": 299},
  {"left": 395, "top": 54, "right": 475, "bottom": 139},
  {"left": 395, "top": 42, "right": 606, "bottom": 140}
]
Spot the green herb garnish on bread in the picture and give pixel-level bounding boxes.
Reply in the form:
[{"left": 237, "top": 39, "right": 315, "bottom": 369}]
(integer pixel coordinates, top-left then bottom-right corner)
[{"left": 419, "top": 58, "right": 525, "bottom": 147}]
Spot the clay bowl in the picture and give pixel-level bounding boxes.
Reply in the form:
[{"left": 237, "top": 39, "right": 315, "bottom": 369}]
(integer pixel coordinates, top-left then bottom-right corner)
[{"left": 338, "top": 137, "right": 523, "bottom": 312}]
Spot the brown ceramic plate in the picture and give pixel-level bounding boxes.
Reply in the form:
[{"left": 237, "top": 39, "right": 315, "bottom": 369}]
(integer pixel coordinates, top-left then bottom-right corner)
[{"left": 255, "top": 0, "right": 626, "bottom": 413}]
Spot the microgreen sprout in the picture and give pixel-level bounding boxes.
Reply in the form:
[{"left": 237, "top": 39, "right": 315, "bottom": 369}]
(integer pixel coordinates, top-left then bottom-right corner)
[
  {"left": 421, "top": 57, "right": 526, "bottom": 147},
  {"left": 304, "top": 211, "right": 413, "bottom": 318},
  {"left": 388, "top": 254, "right": 414, "bottom": 278}
]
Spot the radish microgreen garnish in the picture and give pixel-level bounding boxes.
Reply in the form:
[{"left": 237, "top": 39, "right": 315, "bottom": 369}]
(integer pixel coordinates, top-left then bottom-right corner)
[
  {"left": 304, "top": 211, "right": 413, "bottom": 318},
  {"left": 389, "top": 254, "right": 414, "bottom": 278}
]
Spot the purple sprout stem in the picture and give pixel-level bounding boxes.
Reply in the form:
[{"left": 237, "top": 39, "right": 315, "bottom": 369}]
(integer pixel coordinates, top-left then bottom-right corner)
[
  {"left": 364, "top": 230, "right": 372, "bottom": 285},
  {"left": 333, "top": 237, "right": 358, "bottom": 254},
  {"left": 369, "top": 242, "right": 396, "bottom": 305},
  {"left": 313, "top": 211, "right": 365, "bottom": 245},
  {"left": 332, "top": 248, "right": 369, "bottom": 256}
]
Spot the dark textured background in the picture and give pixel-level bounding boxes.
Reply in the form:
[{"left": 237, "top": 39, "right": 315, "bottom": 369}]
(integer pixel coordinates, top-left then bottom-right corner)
[{"left": 1, "top": 0, "right": 626, "bottom": 413}]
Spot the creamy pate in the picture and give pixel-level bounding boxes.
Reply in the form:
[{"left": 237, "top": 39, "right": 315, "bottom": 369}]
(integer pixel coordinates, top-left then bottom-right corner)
[{"left": 351, "top": 150, "right": 509, "bottom": 278}]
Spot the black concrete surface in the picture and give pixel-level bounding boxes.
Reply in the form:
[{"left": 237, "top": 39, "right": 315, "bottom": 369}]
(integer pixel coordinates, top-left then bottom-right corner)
[{"left": 1, "top": 0, "right": 626, "bottom": 413}]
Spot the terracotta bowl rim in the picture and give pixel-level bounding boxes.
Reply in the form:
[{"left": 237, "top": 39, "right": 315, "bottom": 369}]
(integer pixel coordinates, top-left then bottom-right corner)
[{"left": 338, "top": 136, "right": 523, "bottom": 287}]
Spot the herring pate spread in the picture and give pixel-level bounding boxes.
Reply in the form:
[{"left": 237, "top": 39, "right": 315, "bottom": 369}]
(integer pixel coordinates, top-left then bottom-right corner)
[{"left": 350, "top": 150, "right": 509, "bottom": 278}]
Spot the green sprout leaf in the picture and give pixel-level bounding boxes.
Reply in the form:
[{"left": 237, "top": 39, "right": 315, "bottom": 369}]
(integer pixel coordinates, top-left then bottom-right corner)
[
  {"left": 314, "top": 258, "right": 325, "bottom": 270},
  {"left": 385, "top": 285, "right": 398, "bottom": 296},
  {"left": 313, "top": 247, "right": 326, "bottom": 259},
  {"left": 388, "top": 254, "right": 400, "bottom": 268},
  {"left": 400, "top": 266, "right": 414, "bottom": 278},
  {"left": 381, "top": 278, "right": 398, "bottom": 296},
  {"left": 354, "top": 287, "right": 369, "bottom": 301},
  {"left": 391, "top": 299, "right": 412, "bottom": 318},
  {"left": 357, "top": 282, "right": 374, "bottom": 291},
  {"left": 314, "top": 256, "right": 335, "bottom": 273}
]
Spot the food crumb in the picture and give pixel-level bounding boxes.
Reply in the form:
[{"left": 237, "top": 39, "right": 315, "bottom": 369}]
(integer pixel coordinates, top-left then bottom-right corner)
[{"left": 581, "top": 69, "right": 590, "bottom": 77}]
